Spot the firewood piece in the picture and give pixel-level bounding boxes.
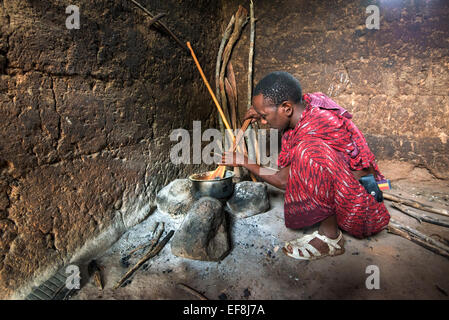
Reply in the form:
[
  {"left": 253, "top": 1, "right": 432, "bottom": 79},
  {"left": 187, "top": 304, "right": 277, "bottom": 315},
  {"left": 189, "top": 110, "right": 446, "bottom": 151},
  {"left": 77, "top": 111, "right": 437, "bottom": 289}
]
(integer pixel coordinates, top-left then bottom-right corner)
[
  {"left": 219, "top": 6, "right": 248, "bottom": 132},
  {"left": 384, "top": 193, "right": 449, "bottom": 218},
  {"left": 388, "top": 222, "right": 449, "bottom": 259},
  {"left": 128, "top": 222, "right": 165, "bottom": 256},
  {"left": 224, "top": 74, "right": 239, "bottom": 179},
  {"left": 430, "top": 234, "right": 449, "bottom": 247},
  {"left": 114, "top": 228, "right": 171, "bottom": 289},
  {"left": 246, "top": 0, "right": 260, "bottom": 168},
  {"left": 247, "top": 0, "right": 255, "bottom": 111},
  {"left": 391, "top": 203, "right": 449, "bottom": 228},
  {"left": 389, "top": 219, "right": 449, "bottom": 252},
  {"left": 216, "top": 15, "right": 235, "bottom": 136},
  {"left": 227, "top": 62, "right": 238, "bottom": 128},
  {"left": 87, "top": 260, "right": 104, "bottom": 290},
  {"left": 177, "top": 283, "right": 209, "bottom": 300},
  {"left": 225, "top": 78, "right": 237, "bottom": 131},
  {"left": 151, "top": 222, "right": 160, "bottom": 235}
]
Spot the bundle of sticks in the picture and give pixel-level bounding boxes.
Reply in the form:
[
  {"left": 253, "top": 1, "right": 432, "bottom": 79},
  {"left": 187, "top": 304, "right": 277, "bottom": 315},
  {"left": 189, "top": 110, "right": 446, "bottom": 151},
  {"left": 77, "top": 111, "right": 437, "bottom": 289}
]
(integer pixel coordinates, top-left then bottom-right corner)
[
  {"left": 385, "top": 192, "right": 449, "bottom": 259},
  {"left": 213, "top": 4, "right": 259, "bottom": 180}
]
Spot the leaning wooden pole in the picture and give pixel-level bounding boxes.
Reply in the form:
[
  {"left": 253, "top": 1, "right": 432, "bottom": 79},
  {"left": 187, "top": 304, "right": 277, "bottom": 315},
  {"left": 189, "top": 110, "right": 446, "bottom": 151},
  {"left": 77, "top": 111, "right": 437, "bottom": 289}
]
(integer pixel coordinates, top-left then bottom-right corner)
[
  {"left": 219, "top": 6, "right": 248, "bottom": 133},
  {"left": 188, "top": 41, "right": 236, "bottom": 178},
  {"left": 246, "top": 0, "right": 260, "bottom": 167},
  {"left": 216, "top": 15, "right": 235, "bottom": 139},
  {"left": 187, "top": 42, "right": 234, "bottom": 136}
]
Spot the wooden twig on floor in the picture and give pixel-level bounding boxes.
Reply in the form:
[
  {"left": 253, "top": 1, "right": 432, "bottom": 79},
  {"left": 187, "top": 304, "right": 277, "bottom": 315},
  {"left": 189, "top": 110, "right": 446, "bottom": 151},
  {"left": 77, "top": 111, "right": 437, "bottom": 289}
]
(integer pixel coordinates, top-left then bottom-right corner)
[
  {"left": 390, "top": 219, "right": 449, "bottom": 252},
  {"left": 388, "top": 222, "right": 449, "bottom": 259},
  {"left": 177, "top": 283, "right": 209, "bottom": 300},
  {"left": 88, "top": 260, "right": 104, "bottom": 290},
  {"left": 384, "top": 193, "right": 449, "bottom": 218},
  {"left": 128, "top": 222, "right": 165, "bottom": 256},
  {"left": 114, "top": 227, "right": 172, "bottom": 289},
  {"left": 430, "top": 234, "right": 449, "bottom": 247},
  {"left": 391, "top": 203, "right": 449, "bottom": 228},
  {"left": 129, "top": 0, "right": 187, "bottom": 52}
]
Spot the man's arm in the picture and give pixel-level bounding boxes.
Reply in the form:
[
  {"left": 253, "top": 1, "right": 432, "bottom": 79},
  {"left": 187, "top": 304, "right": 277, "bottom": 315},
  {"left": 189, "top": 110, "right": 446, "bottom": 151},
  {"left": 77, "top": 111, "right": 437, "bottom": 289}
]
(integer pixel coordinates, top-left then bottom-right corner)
[{"left": 220, "top": 151, "right": 289, "bottom": 190}]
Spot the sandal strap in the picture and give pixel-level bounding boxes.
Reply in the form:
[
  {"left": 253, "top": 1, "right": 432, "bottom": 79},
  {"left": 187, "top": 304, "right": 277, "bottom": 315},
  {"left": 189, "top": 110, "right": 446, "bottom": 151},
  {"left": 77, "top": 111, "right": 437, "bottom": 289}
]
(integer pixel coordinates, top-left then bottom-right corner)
[
  {"left": 313, "top": 231, "right": 343, "bottom": 254},
  {"left": 300, "top": 243, "right": 321, "bottom": 257},
  {"left": 284, "top": 230, "right": 343, "bottom": 260}
]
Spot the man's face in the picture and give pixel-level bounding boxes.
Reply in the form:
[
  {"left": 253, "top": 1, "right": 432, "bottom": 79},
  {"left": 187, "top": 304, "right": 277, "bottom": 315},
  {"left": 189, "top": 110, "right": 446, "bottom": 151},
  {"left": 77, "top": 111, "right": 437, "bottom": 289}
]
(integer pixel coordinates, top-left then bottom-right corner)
[{"left": 252, "top": 94, "right": 291, "bottom": 130}]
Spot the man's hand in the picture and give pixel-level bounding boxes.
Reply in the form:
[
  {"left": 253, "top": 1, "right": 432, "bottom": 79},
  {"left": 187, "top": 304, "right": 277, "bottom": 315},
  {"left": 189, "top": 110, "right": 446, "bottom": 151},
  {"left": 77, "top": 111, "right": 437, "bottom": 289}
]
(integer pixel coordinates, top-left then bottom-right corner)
[
  {"left": 220, "top": 151, "right": 248, "bottom": 167},
  {"left": 243, "top": 107, "right": 260, "bottom": 123}
]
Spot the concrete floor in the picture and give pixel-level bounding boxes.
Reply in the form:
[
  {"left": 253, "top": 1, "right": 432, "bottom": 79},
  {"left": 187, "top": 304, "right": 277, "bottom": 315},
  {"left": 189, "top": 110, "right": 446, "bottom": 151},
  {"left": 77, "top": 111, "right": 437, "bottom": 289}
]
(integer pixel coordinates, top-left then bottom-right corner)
[{"left": 73, "top": 162, "right": 449, "bottom": 300}]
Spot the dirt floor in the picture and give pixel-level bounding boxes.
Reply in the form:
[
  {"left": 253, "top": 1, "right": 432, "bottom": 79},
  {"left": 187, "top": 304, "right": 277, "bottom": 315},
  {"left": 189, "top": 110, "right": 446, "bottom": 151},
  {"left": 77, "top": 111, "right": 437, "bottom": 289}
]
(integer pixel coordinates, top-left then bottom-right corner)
[{"left": 72, "top": 161, "right": 449, "bottom": 300}]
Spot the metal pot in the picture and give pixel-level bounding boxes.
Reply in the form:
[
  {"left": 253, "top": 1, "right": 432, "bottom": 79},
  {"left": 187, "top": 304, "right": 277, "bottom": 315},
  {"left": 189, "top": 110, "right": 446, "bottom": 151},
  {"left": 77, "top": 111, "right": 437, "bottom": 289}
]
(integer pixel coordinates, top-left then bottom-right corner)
[{"left": 189, "top": 170, "right": 235, "bottom": 200}]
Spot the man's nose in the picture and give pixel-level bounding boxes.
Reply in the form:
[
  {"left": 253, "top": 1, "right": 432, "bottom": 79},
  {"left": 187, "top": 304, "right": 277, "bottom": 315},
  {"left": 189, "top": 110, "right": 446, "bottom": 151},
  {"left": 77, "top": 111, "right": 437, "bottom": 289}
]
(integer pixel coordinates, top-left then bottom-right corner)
[{"left": 260, "top": 118, "right": 268, "bottom": 125}]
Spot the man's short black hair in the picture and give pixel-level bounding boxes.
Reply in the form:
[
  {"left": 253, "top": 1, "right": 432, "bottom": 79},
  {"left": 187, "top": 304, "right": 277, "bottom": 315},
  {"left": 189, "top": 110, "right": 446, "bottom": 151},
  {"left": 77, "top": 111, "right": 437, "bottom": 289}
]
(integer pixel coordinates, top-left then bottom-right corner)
[{"left": 254, "top": 71, "right": 303, "bottom": 107}]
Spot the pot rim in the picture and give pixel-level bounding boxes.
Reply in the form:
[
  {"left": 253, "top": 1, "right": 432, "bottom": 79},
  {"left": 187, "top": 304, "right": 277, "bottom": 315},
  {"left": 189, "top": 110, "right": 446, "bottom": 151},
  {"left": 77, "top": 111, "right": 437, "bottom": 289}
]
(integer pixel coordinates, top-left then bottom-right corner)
[{"left": 188, "top": 170, "right": 235, "bottom": 182}]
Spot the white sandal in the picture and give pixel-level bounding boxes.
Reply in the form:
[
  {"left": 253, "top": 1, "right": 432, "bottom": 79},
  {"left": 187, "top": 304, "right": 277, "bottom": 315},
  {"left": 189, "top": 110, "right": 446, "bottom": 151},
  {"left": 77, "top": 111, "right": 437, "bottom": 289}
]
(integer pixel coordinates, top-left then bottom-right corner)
[{"left": 282, "top": 230, "right": 345, "bottom": 260}]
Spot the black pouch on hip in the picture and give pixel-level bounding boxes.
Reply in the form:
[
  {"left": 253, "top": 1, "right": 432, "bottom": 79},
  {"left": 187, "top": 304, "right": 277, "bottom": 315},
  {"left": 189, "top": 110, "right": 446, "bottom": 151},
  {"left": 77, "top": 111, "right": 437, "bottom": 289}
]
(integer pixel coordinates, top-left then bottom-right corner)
[{"left": 359, "top": 174, "right": 383, "bottom": 202}]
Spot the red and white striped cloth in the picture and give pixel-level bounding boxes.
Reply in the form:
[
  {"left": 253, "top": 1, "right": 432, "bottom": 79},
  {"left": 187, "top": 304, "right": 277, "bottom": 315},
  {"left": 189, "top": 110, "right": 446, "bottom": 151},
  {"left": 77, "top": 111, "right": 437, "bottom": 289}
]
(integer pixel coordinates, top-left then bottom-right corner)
[{"left": 277, "top": 93, "right": 390, "bottom": 238}]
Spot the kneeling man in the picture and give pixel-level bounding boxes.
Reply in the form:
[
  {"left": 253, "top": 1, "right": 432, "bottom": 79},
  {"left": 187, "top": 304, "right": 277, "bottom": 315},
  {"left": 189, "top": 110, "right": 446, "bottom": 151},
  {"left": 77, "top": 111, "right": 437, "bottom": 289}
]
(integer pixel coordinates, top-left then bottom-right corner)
[{"left": 221, "top": 71, "right": 390, "bottom": 260}]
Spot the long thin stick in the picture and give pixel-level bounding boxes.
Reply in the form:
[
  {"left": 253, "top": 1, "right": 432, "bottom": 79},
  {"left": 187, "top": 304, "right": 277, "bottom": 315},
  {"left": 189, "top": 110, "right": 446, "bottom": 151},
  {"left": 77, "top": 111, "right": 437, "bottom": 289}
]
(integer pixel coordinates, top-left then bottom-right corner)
[
  {"left": 127, "top": 222, "right": 165, "bottom": 256},
  {"left": 247, "top": 0, "right": 260, "bottom": 166},
  {"left": 390, "top": 219, "right": 449, "bottom": 252},
  {"left": 384, "top": 193, "right": 449, "bottom": 217},
  {"left": 177, "top": 283, "right": 209, "bottom": 300},
  {"left": 188, "top": 41, "right": 236, "bottom": 179},
  {"left": 391, "top": 203, "right": 449, "bottom": 228},
  {"left": 216, "top": 15, "right": 235, "bottom": 137},
  {"left": 187, "top": 42, "right": 234, "bottom": 135},
  {"left": 129, "top": 0, "right": 187, "bottom": 52},
  {"left": 388, "top": 223, "right": 449, "bottom": 259},
  {"left": 114, "top": 228, "right": 171, "bottom": 289},
  {"left": 247, "top": 0, "right": 255, "bottom": 111},
  {"left": 226, "top": 63, "right": 238, "bottom": 130}
]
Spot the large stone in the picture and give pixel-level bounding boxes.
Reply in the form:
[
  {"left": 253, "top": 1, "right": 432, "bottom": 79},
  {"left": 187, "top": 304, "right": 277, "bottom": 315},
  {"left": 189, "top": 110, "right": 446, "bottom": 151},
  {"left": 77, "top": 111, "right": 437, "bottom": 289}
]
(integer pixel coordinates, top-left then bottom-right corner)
[
  {"left": 226, "top": 182, "right": 270, "bottom": 218},
  {"left": 155, "top": 179, "right": 195, "bottom": 219},
  {"left": 171, "top": 197, "right": 230, "bottom": 261}
]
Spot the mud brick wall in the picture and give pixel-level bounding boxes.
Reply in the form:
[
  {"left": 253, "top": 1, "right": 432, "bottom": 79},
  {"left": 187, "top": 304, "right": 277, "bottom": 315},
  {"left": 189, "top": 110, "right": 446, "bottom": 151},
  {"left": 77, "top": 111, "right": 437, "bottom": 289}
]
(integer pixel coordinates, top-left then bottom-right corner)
[
  {"left": 0, "top": 0, "right": 220, "bottom": 298},
  {"left": 224, "top": 0, "right": 449, "bottom": 179}
]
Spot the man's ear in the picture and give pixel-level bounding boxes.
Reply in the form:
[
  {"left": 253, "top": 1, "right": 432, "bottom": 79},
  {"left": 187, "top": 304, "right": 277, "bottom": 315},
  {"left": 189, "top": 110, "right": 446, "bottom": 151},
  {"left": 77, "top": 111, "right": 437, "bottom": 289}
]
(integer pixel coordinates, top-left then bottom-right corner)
[{"left": 280, "top": 101, "right": 293, "bottom": 117}]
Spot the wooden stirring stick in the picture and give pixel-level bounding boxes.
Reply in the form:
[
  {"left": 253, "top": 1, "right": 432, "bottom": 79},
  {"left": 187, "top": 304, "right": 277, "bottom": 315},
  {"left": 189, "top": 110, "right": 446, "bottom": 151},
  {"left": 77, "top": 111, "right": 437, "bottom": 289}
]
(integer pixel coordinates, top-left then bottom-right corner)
[
  {"left": 187, "top": 41, "right": 235, "bottom": 179},
  {"left": 210, "top": 118, "right": 252, "bottom": 179}
]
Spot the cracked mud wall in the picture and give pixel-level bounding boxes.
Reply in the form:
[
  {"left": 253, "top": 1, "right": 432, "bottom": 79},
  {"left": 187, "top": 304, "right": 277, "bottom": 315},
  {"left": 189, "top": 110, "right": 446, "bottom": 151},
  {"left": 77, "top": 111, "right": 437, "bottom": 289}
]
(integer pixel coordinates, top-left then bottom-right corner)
[
  {"left": 224, "top": 0, "right": 449, "bottom": 179},
  {"left": 0, "top": 0, "right": 220, "bottom": 299}
]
